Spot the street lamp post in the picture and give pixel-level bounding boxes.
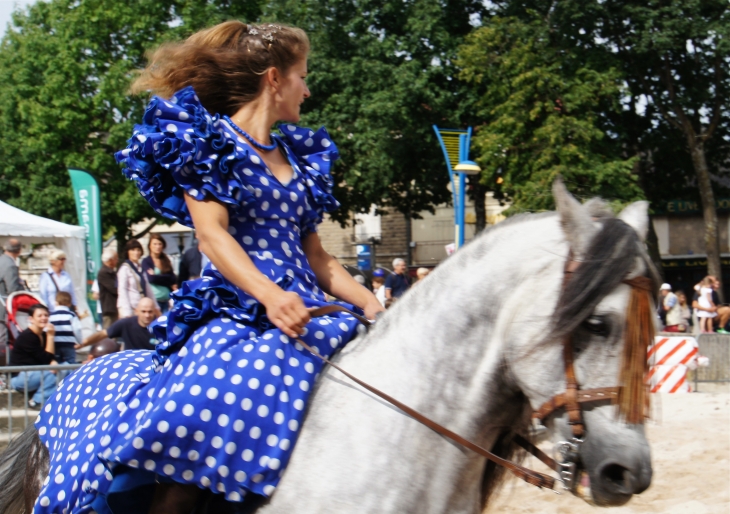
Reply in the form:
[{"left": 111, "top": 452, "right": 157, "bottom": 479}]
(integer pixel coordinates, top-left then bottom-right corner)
[{"left": 433, "top": 126, "right": 481, "bottom": 250}]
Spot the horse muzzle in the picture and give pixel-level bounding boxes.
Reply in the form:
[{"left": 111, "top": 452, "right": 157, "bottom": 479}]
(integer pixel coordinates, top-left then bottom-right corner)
[{"left": 577, "top": 426, "right": 653, "bottom": 506}]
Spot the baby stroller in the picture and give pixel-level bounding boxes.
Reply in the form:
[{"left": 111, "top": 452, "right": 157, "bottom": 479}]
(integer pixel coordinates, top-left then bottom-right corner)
[{"left": 2, "top": 291, "right": 45, "bottom": 365}]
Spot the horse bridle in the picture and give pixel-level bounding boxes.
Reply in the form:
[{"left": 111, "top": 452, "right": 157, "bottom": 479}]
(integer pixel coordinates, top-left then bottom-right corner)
[{"left": 296, "top": 253, "right": 653, "bottom": 494}]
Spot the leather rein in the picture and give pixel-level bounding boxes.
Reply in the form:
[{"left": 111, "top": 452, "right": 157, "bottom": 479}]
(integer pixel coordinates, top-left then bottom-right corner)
[{"left": 296, "top": 253, "right": 653, "bottom": 493}]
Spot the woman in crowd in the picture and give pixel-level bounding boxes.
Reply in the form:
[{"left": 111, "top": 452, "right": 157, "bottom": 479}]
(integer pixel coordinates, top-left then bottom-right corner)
[
  {"left": 9, "top": 303, "right": 57, "bottom": 408},
  {"left": 117, "top": 238, "right": 160, "bottom": 318},
  {"left": 38, "top": 249, "right": 77, "bottom": 312},
  {"left": 33, "top": 20, "right": 383, "bottom": 513},
  {"left": 142, "top": 234, "right": 178, "bottom": 313}
]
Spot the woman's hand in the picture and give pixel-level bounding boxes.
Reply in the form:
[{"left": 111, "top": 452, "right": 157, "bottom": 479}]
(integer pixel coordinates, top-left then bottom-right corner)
[
  {"left": 363, "top": 300, "right": 385, "bottom": 320},
  {"left": 263, "top": 290, "right": 311, "bottom": 338},
  {"left": 147, "top": 269, "right": 154, "bottom": 275}
]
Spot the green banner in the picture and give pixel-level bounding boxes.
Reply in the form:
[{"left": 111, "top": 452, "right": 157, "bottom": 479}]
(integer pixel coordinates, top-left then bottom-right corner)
[{"left": 68, "top": 169, "right": 102, "bottom": 321}]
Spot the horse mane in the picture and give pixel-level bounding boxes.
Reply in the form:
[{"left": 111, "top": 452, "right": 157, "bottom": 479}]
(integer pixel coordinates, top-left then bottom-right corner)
[{"left": 478, "top": 213, "right": 660, "bottom": 509}]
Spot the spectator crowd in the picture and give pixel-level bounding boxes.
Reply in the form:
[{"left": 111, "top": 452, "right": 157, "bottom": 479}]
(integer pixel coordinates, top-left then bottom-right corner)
[
  {"left": 3, "top": 232, "right": 727, "bottom": 411},
  {"left": 658, "top": 275, "right": 730, "bottom": 334},
  {"left": 0, "top": 236, "right": 187, "bottom": 409}
]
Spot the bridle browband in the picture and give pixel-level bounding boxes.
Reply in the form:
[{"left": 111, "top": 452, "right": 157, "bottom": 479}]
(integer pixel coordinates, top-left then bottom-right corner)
[{"left": 296, "top": 251, "right": 654, "bottom": 494}]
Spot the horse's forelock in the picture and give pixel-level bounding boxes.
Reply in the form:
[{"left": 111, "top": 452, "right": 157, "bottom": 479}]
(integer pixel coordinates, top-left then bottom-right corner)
[{"left": 551, "top": 217, "right": 660, "bottom": 344}]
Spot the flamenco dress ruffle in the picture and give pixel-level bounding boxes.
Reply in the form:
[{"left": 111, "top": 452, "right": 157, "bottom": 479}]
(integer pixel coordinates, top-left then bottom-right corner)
[{"left": 32, "top": 87, "right": 363, "bottom": 513}]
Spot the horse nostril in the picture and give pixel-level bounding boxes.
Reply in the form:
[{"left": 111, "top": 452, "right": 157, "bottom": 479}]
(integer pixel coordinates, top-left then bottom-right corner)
[{"left": 599, "top": 463, "right": 633, "bottom": 494}]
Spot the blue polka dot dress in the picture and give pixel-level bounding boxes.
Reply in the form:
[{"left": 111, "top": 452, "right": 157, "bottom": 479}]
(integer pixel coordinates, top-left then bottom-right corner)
[{"left": 32, "top": 86, "right": 363, "bottom": 513}]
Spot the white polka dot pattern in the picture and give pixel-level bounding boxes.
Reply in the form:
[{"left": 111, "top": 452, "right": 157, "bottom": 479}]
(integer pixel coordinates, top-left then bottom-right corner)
[{"left": 37, "top": 86, "right": 362, "bottom": 512}]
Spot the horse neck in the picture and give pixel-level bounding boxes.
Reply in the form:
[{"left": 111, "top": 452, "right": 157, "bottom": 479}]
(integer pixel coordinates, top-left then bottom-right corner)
[
  {"left": 330, "top": 214, "right": 564, "bottom": 485},
  {"left": 267, "top": 215, "right": 567, "bottom": 513}
]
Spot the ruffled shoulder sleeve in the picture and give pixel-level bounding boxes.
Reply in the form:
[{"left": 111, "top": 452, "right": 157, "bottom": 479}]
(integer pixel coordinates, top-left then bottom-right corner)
[
  {"left": 276, "top": 124, "right": 340, "bottom": 236},
  {"left": 115, "top": 87, "right": 254, "bottom": 226}
]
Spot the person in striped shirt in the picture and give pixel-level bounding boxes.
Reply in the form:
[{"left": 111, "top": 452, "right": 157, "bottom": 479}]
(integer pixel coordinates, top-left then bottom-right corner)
[{"left": 48, "top": 291, "right": 82, "bottom": 364}]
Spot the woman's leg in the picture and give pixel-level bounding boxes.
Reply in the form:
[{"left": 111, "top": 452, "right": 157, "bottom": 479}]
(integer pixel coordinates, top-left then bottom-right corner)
[
  {"left": 36, "top": 371, "right": 57, "bottom": 404},
  {"left": 10, "top": 371, "right": 34, "bottom": 394}
]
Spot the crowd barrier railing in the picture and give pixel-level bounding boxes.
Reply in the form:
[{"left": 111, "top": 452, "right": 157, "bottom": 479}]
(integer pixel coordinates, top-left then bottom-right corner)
[{"left": 0, "top": 363, "right": 83, "bottom": 445}]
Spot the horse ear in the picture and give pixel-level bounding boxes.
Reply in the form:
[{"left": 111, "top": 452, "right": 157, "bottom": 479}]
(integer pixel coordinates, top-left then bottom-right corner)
[
  {"left": 618, "top": 201, "right": 649, "bottom": 243},
  {"left": 553, "top": 177, "right": 597, "bottom": 258}
]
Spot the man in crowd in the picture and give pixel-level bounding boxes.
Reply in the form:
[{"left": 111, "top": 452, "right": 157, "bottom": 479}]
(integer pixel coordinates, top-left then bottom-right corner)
[
  {"left": 39, "top": 250, "right": 77, "bottom": 312},
  {"left": 0, "top": 239, "right": 23, "bottom": 345},
  {"left": 178, "top": 239, "right": 205, "bottom": 285},
  {"left": 9, "top": 304, "right": 59, "bottom": 408},
  {"left": 76, "top": 297, "right": 157, "bottom": 351},
  {"left": 0, "top": 239, "right": 22, "bottom": 297},
  {"left": 97, "top": 247, "right": 119, "bottom": 329},
  {"left": 385, "top": 258, "right": 411, "bottom": 301},
  {"left": 660, "top": 283, "right": 684, "bottom": 332},
  {"left": 710, "top": 276, "right": 730, "bottom": 333}
]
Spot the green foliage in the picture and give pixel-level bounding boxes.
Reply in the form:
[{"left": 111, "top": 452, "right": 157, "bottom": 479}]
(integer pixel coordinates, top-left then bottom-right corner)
[
  {"left": 458, "top": 16, "right": 643, "bottom": 213},
  {"left": 0, "top": 0, "right": 262, "bottom": 239},
  {"left": 266, "top": 0, "right": 486, "bottom": 222},
  {"left": 488, "top": 0, "right": 730, "bottom": 205},
  {"left": 0, "top": 0, "right": 486, "bottom": 234}
]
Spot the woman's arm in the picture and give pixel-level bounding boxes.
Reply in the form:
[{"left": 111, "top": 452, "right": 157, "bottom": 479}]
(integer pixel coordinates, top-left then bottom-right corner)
[
  {"left": 44, "top": 324, "right": 55, "bottom": 358},
  {"left": 38, "top": 273, "right": 52, "bottom": 310},
  {"left": 117, "top": 265, "right": 134, "bottom": 318},
  {"left": 141, "top": 256, "right": 155, "bottom": 277},
  {"left": 143, "top": 256, "right": 178, "bottom": 288},
  {"left": 185, "top": 193, "right": 310, "bottom": 338},
  {"left": 65, "top": 271, "right": 79, "bottom": 307},
  {"left": 302, "top": 233, "right": 384, "bottom": 320}
]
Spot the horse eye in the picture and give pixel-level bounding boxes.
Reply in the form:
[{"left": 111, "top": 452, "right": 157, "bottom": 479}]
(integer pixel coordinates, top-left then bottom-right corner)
[{"left": 583, "top": 316, "right": 610, "bottom": 337}]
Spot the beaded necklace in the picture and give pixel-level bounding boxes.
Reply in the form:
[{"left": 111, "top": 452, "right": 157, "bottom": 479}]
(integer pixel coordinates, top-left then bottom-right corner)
[{"left": 224, "top": 116, "right": 277, "bottom": 152}]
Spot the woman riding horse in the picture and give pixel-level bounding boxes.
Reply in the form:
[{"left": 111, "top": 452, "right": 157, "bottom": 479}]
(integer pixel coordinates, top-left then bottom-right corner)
[{"left": 31, "top": 20, "right": 384, "bottom": 513}]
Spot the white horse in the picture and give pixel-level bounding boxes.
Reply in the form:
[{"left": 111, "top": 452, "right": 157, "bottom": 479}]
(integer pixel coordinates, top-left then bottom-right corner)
[{"left": 0, "top": 180, "right": 657, "bottom": 513}]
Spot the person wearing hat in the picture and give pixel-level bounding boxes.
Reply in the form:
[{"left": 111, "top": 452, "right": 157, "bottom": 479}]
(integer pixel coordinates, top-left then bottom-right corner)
[
  {"left": 0, "top": 239, "right": 22, "bottom": 299},
  {"left": 39, "top": 249, "right": 78, "bottom": 312},
  {"left": 0, "top": 238, "right": 24, "bottom": 345},
  {"left": 660, "top": 283, "right": 684, "bottom": 332},
  {"left": 372, "top": 268, "right": 387, "bottom": 308}
]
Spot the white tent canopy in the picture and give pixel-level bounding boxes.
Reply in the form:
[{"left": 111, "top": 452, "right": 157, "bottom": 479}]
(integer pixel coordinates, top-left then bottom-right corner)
[{"left": 0, "top": 200, "right": 92, "bottom": 332}]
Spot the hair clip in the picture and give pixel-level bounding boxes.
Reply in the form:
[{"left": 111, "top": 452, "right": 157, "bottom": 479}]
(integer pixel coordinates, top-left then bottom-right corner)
[
  {"left": 248, "top": 28, "right": 259, "bottom": 35},
  {"left": 262, "top": 32, "right": 274, "bottom": 42}
]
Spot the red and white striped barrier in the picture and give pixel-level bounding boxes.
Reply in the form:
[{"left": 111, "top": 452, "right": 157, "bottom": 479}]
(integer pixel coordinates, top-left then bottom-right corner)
[{"left": 646, "top": 337, "right": 699, "bottom": 393}]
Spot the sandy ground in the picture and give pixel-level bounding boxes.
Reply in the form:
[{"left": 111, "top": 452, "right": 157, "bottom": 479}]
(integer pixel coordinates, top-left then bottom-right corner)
[{"left": 489, "top": 384, "right": 730, "bottom": 514}]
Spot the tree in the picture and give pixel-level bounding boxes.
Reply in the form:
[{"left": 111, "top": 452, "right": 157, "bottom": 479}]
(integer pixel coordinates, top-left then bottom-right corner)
[
  {"left": 490, "top": 0, "right": 730, "bottom": 298},
  {"left": 265, "top": 0, "right": 486, "bottom": 224},
  {"left": 0, "top": 0, "right": 262, "bottom": 241},
  {"left": 457, "top": 16, "right": 644, "bottom": 213},
  {"left": 594, "top": 0, "right": 729, "bottom": 297}
]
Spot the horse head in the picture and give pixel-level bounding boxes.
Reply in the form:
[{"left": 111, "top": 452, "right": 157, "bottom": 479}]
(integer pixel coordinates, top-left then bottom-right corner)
[{"left": 506, "top": 179, "right": 657, "bottom": 506}]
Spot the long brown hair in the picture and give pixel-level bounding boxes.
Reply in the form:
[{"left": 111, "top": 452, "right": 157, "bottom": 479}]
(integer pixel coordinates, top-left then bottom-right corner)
[
  {"left": 132, "top": 21, "right": 310, "bottom": 116},
  {"left": 148, "top": 234, "right": 173, "bottom": 274}
]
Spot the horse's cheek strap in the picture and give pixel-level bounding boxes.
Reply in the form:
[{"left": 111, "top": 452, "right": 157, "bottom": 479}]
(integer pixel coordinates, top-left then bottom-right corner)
[{"left": 563, "top": 336, "right": 585, "bottom": 438}]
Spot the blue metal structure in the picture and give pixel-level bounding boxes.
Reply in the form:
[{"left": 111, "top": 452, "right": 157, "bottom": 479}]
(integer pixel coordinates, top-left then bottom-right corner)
[{"left": 432, "top": 126, "right": 474, "bottom": 249}]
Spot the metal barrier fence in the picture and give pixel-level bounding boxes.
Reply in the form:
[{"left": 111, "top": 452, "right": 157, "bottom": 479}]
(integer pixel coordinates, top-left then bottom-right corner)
[
  {"left": 690, "top": 334, "right": 730, "bottom": 390},
  {"left": 0, "top": 363, "right": 83, "bottom": 445}
]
